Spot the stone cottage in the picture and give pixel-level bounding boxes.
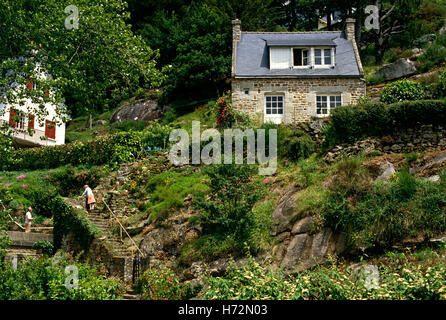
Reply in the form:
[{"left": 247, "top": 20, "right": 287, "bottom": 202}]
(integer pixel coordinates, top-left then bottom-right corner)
[{"left": 231, "top": 19, "right": 366, "bottom": 124}]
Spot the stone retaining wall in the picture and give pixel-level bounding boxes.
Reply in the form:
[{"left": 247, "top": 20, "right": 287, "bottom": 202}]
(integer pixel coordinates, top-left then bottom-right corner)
[{"left": 325, "top": 124, "right": 446, "bottom": 161}]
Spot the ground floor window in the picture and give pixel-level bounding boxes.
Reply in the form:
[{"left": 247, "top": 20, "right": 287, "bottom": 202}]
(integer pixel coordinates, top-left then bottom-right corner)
[
  {"left": 266, "top": 96, "right": 284, "bottom": 115},
  {"left": 316, "top": 94, "right": 342, "bottom": 116}
]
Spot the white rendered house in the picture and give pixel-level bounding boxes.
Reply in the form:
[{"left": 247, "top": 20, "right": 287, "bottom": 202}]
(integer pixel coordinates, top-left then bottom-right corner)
[{"left": 0, "top": 61, "right": 66, "bottom": 146}]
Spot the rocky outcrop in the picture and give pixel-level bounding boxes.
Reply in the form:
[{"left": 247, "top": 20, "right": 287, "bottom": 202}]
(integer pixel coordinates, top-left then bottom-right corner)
[
  {"left": 270, "top": 186, "right": 345, "bottom": 274},
  {"left": 110, "top": 98, "right": 163, "bottom": 123},
  {"left": 375, "top": 58, "right": 417, "bottom": 81}
]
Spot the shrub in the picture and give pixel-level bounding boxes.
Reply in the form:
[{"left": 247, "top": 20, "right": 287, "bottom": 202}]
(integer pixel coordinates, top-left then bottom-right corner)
[
  {"left": 380, "top": 79, "right": 425, "bottom": 104},
  {"left": 417, "top": 44, "right": 446, "bottom": 73},
  {"left": 323, "top": 172, "right": 446, "bottom": 251},
  {"left": 282, "top": 134, "right": 316, "bottom": 161},
  {"left": 134, "top": 268, "right": 188, "bottom": 300},
  {"left": 194, "top": 164, "right": 263, "bottom": 252},
  {"left": 413, "top": 33, "right": 437, "bottom": 48},
  {"left": 216, "top": 92, "right": 235, "bottom": 128},
  {"left": 365, "top": 73, "right": 385, "bottom": 86},
  {"left": 47, "top": 165, "right": 105, "bottom": 197},
  {"left": 203, "top": 251, "right": 446, "bottom": 300},
  {"left": 5, "top": 131, "right": 143, "bottom": 171},
  {"left": 32, "top": 241, "right": 54, "bottom": 255},
  {"left": 141, "top": 121, "right": 173, "bottom": 149},
  {"left": 0, "top": 135, "right": 14, "bottom": 171},
  {"left": 109, "top": 120, "right": 147, "bottom": 133},
  {"left": 0, "top": 253, "right": 123, "bottom": 300},
  {"left": 52, "top": 196, "right": 101, "bottom": 251},
  {"left": 325, "top": 100, "right": 446, "bottom": 145}
]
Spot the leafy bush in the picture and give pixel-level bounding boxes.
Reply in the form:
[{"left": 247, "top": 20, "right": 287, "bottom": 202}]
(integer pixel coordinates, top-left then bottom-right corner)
[
  {"left": 5, "top": 131, "right": 143, "bottom": 171},
  {"left": 380, "top": 79, "right": 425, "bottom": 104},
  {"left": 413, "top": 33, "right": 437, "bottom": 48},
  {"left": 134, "top": 267, "right": 192, "bottom": 300},
  {"left": 141, "top": 121, "right": 173, "bottom": 149},
  {"left": 109, "top": 120, "right": 147, "bottom": 133},
  {"left": 0, "top": 135, "right": 14, "bottom": 171},
  {"left": 365, "top": 73, "right": 386, "bottom": 86},
  {"left": 0, "top": 253, "right": 123, "bottom": 300},
  {"left": 193, "top": 164, "right": 263, "bottom": 253},
  {"left": 32, "top": 241, "right": 54, "bottom": 255},
  {"left": 52, "top": 196, "right": 101, "bottom": 251},
  {"left": 47, "top": 165, "right": 105, "bottom": 197},
  {"left": 282, "top": 134, "right": 316, "bottom": 161},
  {"left": 216, "top": 92, "right": 235, "bottom": 128},
  {"left": 418, "top": 44, "right": 446, "bottom": 72},
  {"left": 203, "top": 252, "right": 446, "bottom": 300},
  {"left": 323, "top": 171, "right": 446, "bottom": 251},
  {"left": 324, "top": 100, "right": 446, "bottom": 145}
]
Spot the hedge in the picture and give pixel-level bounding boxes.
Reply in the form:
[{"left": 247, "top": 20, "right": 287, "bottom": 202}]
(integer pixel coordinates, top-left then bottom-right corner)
[
  {"left": 325, "top": 100, "right": 446, "bottom": 145},
  {"left": 4, "top": 131, "right": 143, "bottom": 170},
  {"left": 52, "top": 196, "right": 101, "bottom": 252}
]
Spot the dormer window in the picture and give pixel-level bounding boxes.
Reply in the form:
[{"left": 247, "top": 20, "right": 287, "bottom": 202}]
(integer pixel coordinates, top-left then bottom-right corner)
[
  {"left": 293, "top": 49, "right": 309, "bottom": 67},
  {"left": 314, "top": 49, "right": 332, "bottom": 66},
  {"left": 269, "top": 44, "right": 334, "bottom": 70}
]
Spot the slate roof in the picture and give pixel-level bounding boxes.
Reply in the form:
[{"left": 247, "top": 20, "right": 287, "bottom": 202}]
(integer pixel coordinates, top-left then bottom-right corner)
[{"left": 235, "top": 31, "right": 362, "bottom": 78}]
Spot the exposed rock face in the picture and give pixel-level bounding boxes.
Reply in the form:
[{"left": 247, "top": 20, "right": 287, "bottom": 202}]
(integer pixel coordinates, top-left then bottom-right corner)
[
  {"left": 375, "top": 58, "right": 417, "bottom": 81},
  {"left": 110, "top": 98, "right": 162, "bottom": 123},
  {"left": 270, "top": 187, "right": 345, "bottom": 274}
]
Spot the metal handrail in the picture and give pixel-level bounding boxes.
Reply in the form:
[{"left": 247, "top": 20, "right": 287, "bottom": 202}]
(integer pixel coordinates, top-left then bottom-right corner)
[{"left": 102, "top": 199, "right": 145, "bottom": 258}]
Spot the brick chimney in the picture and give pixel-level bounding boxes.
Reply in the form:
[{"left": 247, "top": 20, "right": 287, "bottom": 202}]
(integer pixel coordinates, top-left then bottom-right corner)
[
  {"left": 345, "top": 18, "right": 356, "bottom": 41},
  {"left": 232, "top": 19, "right": 241, "bottom": 77}
]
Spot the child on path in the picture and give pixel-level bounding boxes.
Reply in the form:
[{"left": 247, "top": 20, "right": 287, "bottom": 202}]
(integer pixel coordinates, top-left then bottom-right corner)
[{"left": 25, "top": 207, "right": 34, "bottom": 233}]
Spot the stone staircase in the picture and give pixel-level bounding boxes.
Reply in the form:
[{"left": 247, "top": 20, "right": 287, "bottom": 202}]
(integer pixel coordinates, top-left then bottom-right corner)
[{"left": 85, "top": 208, "right": 135, "bottom": 258}]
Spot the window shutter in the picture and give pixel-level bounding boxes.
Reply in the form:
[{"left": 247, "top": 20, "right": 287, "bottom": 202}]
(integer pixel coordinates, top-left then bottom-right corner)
[
  {"left": 45, "top": 120, "right": 56, "bottom": 139},
  {"left": 270, "top": 47, "right": 290, "bottom": 69},
  {"left": 9, "top": 109, "right": 17, "bottom": 128},
  {"left": 28, "top": 114, "right": 35, "bottom": 130},
  {"left": 26, "top": 78, "right": 33, "bottom": 90}
]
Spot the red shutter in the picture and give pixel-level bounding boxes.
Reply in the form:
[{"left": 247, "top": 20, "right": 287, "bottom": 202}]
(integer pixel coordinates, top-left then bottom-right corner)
[
  {"left": 26, "top": 78, "right": 33, "bottom": 90},
  {"left": 45, "top": 120, "right": 56, "bottom": 139},
  {"left": 9, "top": 109, "right": 17, "bottom": 128},
  {"left": 28, "top": 114, "right": 35, "bottom": 130}
]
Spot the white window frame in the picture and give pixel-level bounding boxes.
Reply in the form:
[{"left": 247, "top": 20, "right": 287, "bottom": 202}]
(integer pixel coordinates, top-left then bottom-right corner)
[
  {"left": 316, "top": 94, "right": 342, "bottom": 117},
  {"left": 314, "top": 47, "right": 334, "bottom": 68},
  {"left": 292, "top": 48, "right": 310, "bottom": 68},
  {"left": 265, "top": 94, "right": 285, "bottom": 124}
]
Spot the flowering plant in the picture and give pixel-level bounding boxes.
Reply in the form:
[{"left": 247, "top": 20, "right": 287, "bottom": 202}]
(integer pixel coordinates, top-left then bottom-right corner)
[{"left": 216, "top": 91, "right": 234, "bottom": 128}]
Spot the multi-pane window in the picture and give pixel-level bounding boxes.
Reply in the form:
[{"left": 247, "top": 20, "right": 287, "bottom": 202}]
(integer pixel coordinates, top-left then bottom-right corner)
[
  {"left": 293, "top": 49, "right": 309, "bottom": 67},
  {"left": 316, "top": 95, "right": 341, "bottom": 116},
  {"left": 266, "top": 96, "right": 284, "bottom": 115},
  {"left": 314, "top": 49, "right": 332, "bottom": 66}
]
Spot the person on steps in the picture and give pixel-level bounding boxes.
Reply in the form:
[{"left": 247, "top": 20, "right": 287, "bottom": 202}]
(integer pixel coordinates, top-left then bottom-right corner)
[
  {"left": 25, "top": 207, "right": 34, "bottom": 233},
  {"left": 82, "top": 185, "right": 96, "bottom": 212}
]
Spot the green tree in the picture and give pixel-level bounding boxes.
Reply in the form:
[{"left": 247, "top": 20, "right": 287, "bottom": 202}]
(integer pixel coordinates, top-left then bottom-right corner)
[
  {"left": 0, "top": 0, "right": 165, "bottom": 120},
  {"left": 194, "top": 164, "right": 261, "bottom": 246}
]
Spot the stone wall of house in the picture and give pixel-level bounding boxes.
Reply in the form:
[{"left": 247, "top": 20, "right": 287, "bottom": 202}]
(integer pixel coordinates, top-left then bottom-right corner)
[{"left": 232, "top": 77, "right": 366, "bottom": 123}]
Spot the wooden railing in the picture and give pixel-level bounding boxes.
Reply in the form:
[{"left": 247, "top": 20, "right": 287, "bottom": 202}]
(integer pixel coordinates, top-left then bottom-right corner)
[{"left": 102, "top": 199, "right": 145, "bottom": 258}]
